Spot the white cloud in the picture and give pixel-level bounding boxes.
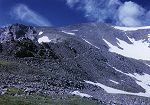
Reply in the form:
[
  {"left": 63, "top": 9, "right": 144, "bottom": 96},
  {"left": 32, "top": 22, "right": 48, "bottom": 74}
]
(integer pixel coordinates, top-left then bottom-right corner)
[
  {"left": 65, "top": 0, "right": 120, "bottom": 23},
  {"left": 117, "top": 1, "right": 145, "bottom": 27},
  {"left": 66, "top": 0, "right": 79, "bottom": 8},
  {"left": 65, "top": 0, "right": 150, "bottom": 27},
  {"left": 11, "top": 4, "right": 51, "bottom": 26}
]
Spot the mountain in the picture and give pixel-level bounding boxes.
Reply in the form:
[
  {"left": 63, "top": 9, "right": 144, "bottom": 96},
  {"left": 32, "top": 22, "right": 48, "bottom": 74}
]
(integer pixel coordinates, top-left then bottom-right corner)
[{"left": 0, "top": 23, "right": 150, "bottom": 105}]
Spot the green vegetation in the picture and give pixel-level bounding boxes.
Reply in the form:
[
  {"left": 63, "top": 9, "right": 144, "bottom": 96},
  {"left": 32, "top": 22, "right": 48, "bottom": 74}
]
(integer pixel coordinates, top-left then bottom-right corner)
[
  {"left": 0, "top": 60, "right": 19, "bottom": 72},
  {"left": 5, "top": 87, "right": 24, "bottom": 96},
  {"left": 0, "top": 94, "right": 99, "bottom": 105},
  {"left": 0, "top": 61, "right": 14, "bottom": 66},
  {"left": 0, "top": 87, "right": 100, "bottom": 105}
]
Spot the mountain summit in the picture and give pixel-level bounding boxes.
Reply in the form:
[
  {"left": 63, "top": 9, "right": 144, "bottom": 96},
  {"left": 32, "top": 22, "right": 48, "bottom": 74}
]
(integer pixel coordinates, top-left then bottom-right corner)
[{"left": 0, "top": 23, "right": 150, "bottom": 105}]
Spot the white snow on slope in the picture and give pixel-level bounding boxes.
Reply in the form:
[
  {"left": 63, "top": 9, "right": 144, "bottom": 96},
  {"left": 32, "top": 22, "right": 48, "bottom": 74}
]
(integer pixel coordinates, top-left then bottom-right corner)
[
  {"left": 88, "top": 63, "right": 150, "bottom": 97},
  {"left": 82, "top": 38, "right": 100, "bottom": 49},
  {"left": 62, "top": 30, "right": 75, "bottom": 35},
  {"left": 145, "top": 63, "right": 150, "bottom": 67},
  {"left": 114, "top": 26, "right": 150, "bottom": 31},
  {"left": 38, "top": 36, "right": 51, "bottom": 43},
  {"left": 133, "top": 73, "right": 150, "bottom": 86},
  {"left": 108, "top": 63, "right": 150, "bottom": 86},
  {"left": 85, "top": 80, "right": 150, "bottom": 98},
  {"left": 109, "top": 80, "right": 119, "bottom": 84},
  {"left": 38, "top": 31, "right": 43, "bottom": 36},
  {"left": 71, "top": 91, "right": 93, "bottom": 98},
  {"left": 107, "top": 63, "right": 133, "bottom": 77},
  {"left": 103, "top": 37, "right": 150, "bottom": 60}
]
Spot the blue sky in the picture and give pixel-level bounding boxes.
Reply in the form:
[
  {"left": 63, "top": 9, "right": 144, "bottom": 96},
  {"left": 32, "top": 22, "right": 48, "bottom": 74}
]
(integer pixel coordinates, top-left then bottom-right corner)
[
  {"left": 0, "top": 0, "right": 87, "bottom": 26},
  {"left": 0, "top": 0, "right": 150, "bottom": 27}
]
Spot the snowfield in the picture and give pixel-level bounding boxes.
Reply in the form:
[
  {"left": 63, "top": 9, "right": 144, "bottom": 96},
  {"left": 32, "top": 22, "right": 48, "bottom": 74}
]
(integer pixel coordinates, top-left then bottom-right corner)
[
  {"left": 114, "top": 26, "right": 150, "bottom": 31},
  {"left": 85, "top": 80, "right": 150, "bottom": 98},
  {"left": 103, "top": 37, "right": 150, "bottom": 60},
  {"left": 85, "top": 64, "right": 150, "bottom": 98}
]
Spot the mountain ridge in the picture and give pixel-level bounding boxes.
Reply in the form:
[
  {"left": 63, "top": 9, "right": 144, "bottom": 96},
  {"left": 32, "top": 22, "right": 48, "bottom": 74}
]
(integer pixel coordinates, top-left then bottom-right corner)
[{"left": 0, "top": 23, "right": 150, "bottom": 105}]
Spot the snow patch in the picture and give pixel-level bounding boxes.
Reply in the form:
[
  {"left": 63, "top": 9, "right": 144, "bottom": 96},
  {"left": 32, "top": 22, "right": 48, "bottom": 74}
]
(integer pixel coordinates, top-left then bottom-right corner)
[
  {"left": 38, "top": 36, "right": 51, "bottom": 43},
  {"left": 71, "top": 91, "right": 93, "bottom": 98},
  {"left": 103, "top": 38, "right": 150, "bottom": 60},
  {"left": 96, "top": 63, "right": 150, "bottom": 98},
  {"left": 107, "top": 63, "right": 134, "bottom": 77},
  {"left": 82, "top": 38, "right": 100, "bottom": 49},
  {"left": 133, "top": 73, "right": 150, "bottom": 86},
  {"left": 109, "top": 80, "right": 119, "bottom": 84},
  {"left": 114, "top": 26, "right": 150, "bottom": 31},
  {"left": 145, "top": 63, "right": 150, "bottom": 67},
  {"left": 38, "top": 31, "right": 43, "bottom": 36},
  {"left": 62, "top": 30, "right": 75, "bottom": 35},
  {"left": 85, "top": 80, "right": 150, "bottom": 98}
]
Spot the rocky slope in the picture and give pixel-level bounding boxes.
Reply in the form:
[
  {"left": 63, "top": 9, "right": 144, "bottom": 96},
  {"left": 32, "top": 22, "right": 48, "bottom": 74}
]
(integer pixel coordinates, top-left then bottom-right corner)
[{"left": 0, "top": 23, "right": 150, "bottom": 105}]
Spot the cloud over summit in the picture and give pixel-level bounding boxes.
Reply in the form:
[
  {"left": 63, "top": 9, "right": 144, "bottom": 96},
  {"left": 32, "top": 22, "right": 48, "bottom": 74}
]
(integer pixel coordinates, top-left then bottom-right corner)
[{"left": 65, "top": 0, "right": 150, "bottom": 27}]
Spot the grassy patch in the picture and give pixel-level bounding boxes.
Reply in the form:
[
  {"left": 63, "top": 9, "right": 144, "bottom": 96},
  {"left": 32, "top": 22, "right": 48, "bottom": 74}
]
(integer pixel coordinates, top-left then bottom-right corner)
[
  {"left": 0, "top": 60, "right": 19, "bottom": 72},
  {"left": 0, "top": 61, "right": 14, "bottom": 66},
  {"left": 5, "top": 87, "right": 24, "bottom": 96},
  {"left": 0, "top": 93, "right": 99, "bottom": 105}
]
